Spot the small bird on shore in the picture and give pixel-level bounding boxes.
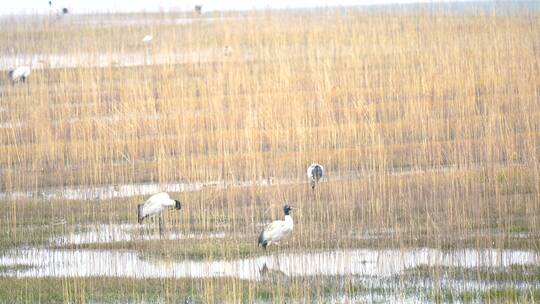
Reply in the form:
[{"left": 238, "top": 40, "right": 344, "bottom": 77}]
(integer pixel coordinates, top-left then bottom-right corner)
[
  {"left": 8, "top": 66, "right": 31, "bottom": 83},
  {"left": 138, "top": 192, "right": 181, "bottom": 237},
  {"left": 258, "top": 205, "right": 294, "bottom": 249},
  {"left": 307, "top": 163, "right": 324, "bottom": 190}
]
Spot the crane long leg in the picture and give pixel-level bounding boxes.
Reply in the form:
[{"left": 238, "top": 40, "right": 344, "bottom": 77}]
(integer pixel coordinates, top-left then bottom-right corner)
[
  {"left": 158, "top": 214, "right": 164, "bottom": 239},
  {"left": 273, "top": 251, "right": 281, "bottom": 269}
]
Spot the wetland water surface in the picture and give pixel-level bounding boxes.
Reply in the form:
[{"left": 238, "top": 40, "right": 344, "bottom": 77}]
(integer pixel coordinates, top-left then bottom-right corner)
[
  {"left": 1, "top": 247, "right": 538, "bottom": 281},
  {"left": 1, "top": 163, "right": 492, "bottom": 201},
  {"left": 50, "top": 224, "right": 227, "bottom": 245}
]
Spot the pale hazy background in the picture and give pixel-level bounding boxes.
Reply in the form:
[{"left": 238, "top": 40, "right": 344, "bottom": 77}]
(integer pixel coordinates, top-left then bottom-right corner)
[{"left": 1, "top": 0, "right": 489, "bottom": 15}]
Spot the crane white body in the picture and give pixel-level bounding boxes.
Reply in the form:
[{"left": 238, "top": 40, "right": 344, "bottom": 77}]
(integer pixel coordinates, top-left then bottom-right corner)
[
  {"left": 142, "top": 35, "right": 153, "bottom": 43},
  {"left": 307, "top": 163, "right": 324, "bottom": 189},
  {"left": 137, "top": 192, "right": 180, "bottom": 223},
  {"left": 8, "top": 66, "right": 31, "bottom": 83},
  {"left": 258, "top": 206, "right": 294, "bottom": 249}
]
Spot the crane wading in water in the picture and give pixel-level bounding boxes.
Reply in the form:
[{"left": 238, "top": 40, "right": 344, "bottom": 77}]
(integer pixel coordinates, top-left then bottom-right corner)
[
  {"left": 138, "top": 192, "right": 181, "bottom": 237},
  {"left": 258, "top": 205, "right": 294, "bottom": 249}
]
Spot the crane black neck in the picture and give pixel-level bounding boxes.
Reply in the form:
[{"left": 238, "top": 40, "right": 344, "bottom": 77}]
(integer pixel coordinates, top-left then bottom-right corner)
[{"left": 283, "top": 206, "right": 292, "bottom": 215}]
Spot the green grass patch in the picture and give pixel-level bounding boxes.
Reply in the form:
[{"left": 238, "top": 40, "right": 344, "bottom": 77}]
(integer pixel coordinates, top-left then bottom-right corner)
[{"left": 481, "top": 288, "right": 540, "bottom": 302}]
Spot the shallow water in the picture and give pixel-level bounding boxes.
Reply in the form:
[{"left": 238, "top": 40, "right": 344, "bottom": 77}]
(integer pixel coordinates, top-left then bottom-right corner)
[
  {"left": 0, "top": 49, "right": 252, "bottom": 71},
  {"left": 0, "top": 247, "right": 538, "bottom": 281},
  {"left": 50, "top": 224, "right": 227, "bottom": 246},
  {"left": 0, "top": 163, "right": 526, "bottom": 201},
  {"left": 0, "top": 177, "right": 286, "bottom": 200},
  {"left": 74, "top": 16, "right": 258, "bottom": 27}
]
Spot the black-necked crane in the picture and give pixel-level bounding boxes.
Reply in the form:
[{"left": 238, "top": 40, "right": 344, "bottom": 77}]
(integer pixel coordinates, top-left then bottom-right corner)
[
  {"left": 142, "top": 35, "right": 153, "bottom": 43},
  {"left": 258, "top": 205, "right": 294, "bottom": 249},
  {"left": 138, "top": 192, "right": 181, "bottom": 237},
  {"left": 194, "top": 5, "right": 202, "bottom": 16},
  {"left": 307, "top": 163, "right": 324, "bottom": 189},
  {"left": 8, "top": 66, "right": 31, "bottom": 83}
]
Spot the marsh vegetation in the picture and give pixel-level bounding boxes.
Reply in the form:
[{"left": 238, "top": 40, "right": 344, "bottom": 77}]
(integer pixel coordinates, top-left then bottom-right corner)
[{"left": 0, "top": 4, "right": 539, "bottom": 303}]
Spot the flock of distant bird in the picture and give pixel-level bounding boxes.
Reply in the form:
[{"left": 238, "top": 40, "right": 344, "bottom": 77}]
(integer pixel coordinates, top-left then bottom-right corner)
[
  {"left": 5, "top": 3, "right": 214, "bottom": 84},
  {"left": 7, "top": 4, "right": 320, "bottom": 250},
  {"left": 138, "top": 163, "right": 324, "bottom": 249}
]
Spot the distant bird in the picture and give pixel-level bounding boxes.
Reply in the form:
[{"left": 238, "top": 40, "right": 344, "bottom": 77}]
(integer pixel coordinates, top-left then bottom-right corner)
[
  {"left": 48, "top": 1, "right": 69, "bottom": 16},
  {"left": 138, "top": 192, "right": 181, "bottom": 237},
  {"left": 223, "top": 45, "right": 233, "bottom": 56},
  {"left": 8, "top": 66, "right": 31, "bottom": 83},
  {"left": 142, "top": 35, "right": 153, "bottom": 43},
  {"left": 307, "top": 163, "right": 324, "bottom": 189},
  {"left": 258, "top": 205, "right": 294, "bottom": 249},
  {"left": 194, "top": 5, "right": 202, "bottom": 15}
]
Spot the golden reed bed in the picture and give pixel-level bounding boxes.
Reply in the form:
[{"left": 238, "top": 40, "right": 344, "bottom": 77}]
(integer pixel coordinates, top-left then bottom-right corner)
[{"left": 0, "top": 7, "right": 539, "bottom": 303}]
